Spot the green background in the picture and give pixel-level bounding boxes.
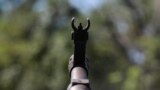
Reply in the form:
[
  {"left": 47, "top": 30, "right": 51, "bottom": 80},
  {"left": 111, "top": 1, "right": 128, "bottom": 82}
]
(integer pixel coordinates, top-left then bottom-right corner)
[{"left": 0, "top": 0, "right": 160, "bottom": 90}]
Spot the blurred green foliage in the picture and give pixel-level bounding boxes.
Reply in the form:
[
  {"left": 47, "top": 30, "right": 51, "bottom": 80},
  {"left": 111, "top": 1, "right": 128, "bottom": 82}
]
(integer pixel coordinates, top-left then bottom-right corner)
[{"left": 0, "top": 0, "right": 160, "bottom": 90}]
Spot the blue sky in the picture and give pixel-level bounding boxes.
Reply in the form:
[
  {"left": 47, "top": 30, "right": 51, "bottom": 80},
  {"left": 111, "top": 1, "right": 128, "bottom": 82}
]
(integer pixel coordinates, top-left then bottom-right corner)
[
  {"left": 33, "top": 0, "right": 107, "bottom": 14},
  {"left": 0, "top": 0, "right": 23, "bottom": 12},
  {"left": 68, "top": 0, "right": 106, "bottom": 14}
]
